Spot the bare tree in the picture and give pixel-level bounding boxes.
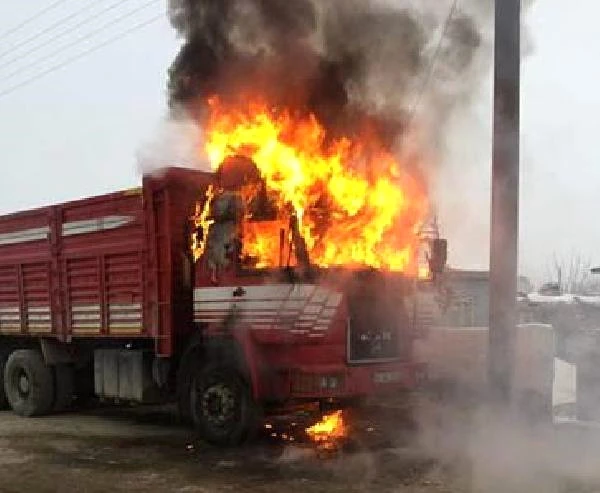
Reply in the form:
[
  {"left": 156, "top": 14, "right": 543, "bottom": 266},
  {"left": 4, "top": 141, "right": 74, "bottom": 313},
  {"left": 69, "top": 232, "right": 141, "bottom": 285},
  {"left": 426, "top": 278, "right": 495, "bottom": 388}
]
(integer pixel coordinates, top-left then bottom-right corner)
[{"left": 544, "top": 253, "right": 600, "bottom": 294}]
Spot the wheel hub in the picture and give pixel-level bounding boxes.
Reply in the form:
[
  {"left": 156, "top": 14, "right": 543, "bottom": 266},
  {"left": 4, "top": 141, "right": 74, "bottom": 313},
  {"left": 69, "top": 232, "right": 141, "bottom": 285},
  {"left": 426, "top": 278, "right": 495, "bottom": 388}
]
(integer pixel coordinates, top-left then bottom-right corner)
[
  {"left": 17, "top": 371, "right": 30, "bottom": 396},
  {"left": 201, "top": 384, "right": 236, "bottom": 426}
]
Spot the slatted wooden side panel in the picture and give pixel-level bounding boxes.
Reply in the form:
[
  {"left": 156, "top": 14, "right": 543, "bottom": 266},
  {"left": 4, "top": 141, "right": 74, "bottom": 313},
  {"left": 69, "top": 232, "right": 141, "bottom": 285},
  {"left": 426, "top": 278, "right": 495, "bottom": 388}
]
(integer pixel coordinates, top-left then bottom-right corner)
[
  {"left": 105, "top": 252, "right": 143, "bottom": 334},
  {"left": 0, "top": 265, "right": 20, "bottom": 333},
  {"left": 66, "top": 257, "right": 101, "bottom": 335},
  {"left": 21, "top": 262, "right": 52, "bottom": 333},
  {"left": 59, "top": 189, "right": 146, "bottom": 339}
]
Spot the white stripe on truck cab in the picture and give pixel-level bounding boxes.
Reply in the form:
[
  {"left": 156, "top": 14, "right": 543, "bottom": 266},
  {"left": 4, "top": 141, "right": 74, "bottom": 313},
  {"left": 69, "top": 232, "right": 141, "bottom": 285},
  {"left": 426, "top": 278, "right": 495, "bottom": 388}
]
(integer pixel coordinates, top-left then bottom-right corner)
[{"left": 193, "top": 284, "right": 342, "bottom": 335}]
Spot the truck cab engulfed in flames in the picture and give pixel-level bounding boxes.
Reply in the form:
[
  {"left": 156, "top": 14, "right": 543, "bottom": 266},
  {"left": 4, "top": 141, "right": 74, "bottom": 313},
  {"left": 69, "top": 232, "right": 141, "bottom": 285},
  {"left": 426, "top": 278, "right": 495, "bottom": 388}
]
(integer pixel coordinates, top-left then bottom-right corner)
[{"left": 188, "top": 157, "right": 446, "bottom": 405}]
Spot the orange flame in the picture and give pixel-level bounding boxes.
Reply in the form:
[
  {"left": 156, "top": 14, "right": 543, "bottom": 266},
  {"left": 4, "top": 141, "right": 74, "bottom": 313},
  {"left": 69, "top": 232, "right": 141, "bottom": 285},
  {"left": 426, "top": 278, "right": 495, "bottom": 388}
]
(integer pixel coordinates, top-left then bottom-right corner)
[
  {"left": 418, "top": 264, "right": 431, "bottom": 280},
  {"left": 202, "top": 96, "right": 428, "bottom": 273},
  {"left": 190, "top": 184, "right": 215, "bottom": 262},
  {"left": 306, "top": 410, "right": 346, "bottom": 442}
]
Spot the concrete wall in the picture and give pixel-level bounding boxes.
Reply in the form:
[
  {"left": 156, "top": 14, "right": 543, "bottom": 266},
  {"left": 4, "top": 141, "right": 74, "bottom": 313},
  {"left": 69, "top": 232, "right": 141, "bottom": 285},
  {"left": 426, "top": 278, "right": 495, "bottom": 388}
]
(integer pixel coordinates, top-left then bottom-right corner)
[{"left": 415, "top": 324, "right": 555, "bottom": 398}]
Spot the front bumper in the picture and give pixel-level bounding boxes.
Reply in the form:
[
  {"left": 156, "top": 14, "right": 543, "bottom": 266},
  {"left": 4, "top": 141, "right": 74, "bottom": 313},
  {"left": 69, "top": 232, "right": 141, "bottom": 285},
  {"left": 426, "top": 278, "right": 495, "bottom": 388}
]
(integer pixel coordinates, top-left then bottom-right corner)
[{"left": 287, "top": 361, "right": 426, "bottom": 399}]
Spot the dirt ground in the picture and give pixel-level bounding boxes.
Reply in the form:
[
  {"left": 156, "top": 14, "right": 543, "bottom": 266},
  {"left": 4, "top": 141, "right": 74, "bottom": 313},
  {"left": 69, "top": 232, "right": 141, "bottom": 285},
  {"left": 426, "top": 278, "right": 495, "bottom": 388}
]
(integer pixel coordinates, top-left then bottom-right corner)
[
  {"left": 1, "top": 402, "right": 600, "bottom": 493},
  {"left": 0, "top": 402, "right": 466, "bottom": 493}
]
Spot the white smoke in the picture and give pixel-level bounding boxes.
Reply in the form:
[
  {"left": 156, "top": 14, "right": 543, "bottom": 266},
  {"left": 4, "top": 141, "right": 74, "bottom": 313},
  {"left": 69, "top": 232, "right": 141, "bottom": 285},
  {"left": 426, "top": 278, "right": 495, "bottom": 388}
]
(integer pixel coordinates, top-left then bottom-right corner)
[{"left": 137, "top": 113, "right": 208, "bottom": 174}]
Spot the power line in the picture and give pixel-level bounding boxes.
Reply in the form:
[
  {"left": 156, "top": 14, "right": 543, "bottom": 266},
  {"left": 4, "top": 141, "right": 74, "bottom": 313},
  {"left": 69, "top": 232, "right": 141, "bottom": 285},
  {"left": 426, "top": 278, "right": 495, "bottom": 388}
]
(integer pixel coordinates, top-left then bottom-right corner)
[
  {"left": 0, "top": 0, "right": 117, "bottom": 60},
  {"left": 0, "top": 14, "right": 162, "bottom": 100},
  {"left": 0, "top": 0, "right": 72, "bottom": 42},
  {"left": 407, "top": 0, "right": 459, "bottom": 123},
  {"left": 0, "top": 0, "right": 142, "bottom": 71},
  {"left": 0, "top": 0, "right": 161, "bottom": 83}
]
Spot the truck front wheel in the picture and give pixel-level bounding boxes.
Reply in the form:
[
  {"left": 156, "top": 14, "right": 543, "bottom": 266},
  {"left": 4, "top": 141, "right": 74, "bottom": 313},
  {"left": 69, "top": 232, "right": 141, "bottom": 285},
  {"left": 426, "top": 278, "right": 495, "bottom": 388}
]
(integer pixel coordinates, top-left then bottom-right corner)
[
  {"left": 189, "top": 364, "right": 259, "bottom": 446},
  {"left": 4, "top": 349, "right": 55, "bottom": 417}
]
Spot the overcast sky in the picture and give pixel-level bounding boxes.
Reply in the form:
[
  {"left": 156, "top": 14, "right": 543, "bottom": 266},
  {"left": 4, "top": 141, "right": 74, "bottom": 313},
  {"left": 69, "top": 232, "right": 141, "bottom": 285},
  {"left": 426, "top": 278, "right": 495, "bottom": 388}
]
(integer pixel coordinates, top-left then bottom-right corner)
[{"left": 0, "top": 0, "right": 598, "bottom": 283}]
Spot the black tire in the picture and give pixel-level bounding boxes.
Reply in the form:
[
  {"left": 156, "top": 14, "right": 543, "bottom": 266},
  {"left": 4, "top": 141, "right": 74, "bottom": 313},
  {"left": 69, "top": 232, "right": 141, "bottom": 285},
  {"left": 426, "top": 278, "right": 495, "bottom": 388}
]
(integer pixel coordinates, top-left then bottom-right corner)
[
  {"left": 4, "top": 349, "right": 55, "bottom": 417},
  {"left": 0, "top": 351, "right": 9, "bottom": 410},
  {"left": 54, "top": 364, "right": 74, "bottom": 412},
  {"left": 190, "top": 364, "right": 259, "bottom": 446}
]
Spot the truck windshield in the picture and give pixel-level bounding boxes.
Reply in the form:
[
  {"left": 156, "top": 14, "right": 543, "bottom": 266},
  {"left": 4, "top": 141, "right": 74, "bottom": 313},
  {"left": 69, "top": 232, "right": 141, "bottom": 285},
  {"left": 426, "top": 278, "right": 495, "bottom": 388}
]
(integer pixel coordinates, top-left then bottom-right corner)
[{"left": 191, "top": 186, "right": 299, "bottom": 270}]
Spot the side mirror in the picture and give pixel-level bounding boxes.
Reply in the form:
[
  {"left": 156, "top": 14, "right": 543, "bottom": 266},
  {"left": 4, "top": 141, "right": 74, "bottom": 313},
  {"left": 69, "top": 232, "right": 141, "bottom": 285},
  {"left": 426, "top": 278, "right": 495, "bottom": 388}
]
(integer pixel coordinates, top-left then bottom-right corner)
[{"left": 430, "top": 238, "right": 447, "bottom": 275}]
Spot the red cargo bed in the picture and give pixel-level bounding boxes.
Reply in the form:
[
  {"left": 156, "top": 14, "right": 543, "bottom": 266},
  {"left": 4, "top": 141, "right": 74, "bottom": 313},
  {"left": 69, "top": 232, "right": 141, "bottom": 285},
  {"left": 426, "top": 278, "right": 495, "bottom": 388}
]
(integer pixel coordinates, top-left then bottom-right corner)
[{"left": 0, "top": 168, "right": 212, "bottom": 357}]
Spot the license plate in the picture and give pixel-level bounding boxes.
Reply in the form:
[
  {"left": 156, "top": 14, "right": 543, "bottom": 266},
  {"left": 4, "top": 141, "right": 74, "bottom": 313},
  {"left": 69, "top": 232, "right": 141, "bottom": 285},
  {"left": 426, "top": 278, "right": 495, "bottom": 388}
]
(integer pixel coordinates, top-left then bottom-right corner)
[{"left": 373, "top": 371, "right": 402, "bottom": 384}]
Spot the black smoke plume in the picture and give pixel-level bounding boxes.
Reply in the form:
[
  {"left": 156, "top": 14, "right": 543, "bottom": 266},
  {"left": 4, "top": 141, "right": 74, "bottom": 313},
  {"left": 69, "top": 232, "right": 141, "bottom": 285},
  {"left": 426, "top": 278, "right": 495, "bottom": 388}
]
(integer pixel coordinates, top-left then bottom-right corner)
[{"left": 166, "top": 0, "right": 486, "bottom": 147}]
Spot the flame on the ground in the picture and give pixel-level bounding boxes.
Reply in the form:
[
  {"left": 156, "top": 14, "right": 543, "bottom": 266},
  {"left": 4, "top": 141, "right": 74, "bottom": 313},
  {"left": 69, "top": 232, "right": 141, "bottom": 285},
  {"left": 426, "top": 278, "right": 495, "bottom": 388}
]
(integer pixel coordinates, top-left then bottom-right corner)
[
  {"left": 201, "top": 96, "right": 429, "bottom": 273},
  {"left": 306, "top": 410, "right": 346, "bottom": 443}
]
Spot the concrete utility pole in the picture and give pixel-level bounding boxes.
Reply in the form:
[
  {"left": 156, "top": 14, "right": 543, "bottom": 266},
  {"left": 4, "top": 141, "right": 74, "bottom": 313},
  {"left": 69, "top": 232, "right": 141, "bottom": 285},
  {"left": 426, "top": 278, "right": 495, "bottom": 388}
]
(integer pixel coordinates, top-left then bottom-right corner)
[{"left": 489, "top": 0, "right": 521, "bottom": 403}]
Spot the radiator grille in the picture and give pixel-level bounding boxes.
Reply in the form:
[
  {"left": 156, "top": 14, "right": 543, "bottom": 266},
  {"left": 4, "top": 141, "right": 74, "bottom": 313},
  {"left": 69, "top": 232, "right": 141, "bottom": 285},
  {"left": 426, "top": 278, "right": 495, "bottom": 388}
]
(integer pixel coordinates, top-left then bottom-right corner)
[{"left": 346, "top": 271, "right": 409, "bottom": 363}]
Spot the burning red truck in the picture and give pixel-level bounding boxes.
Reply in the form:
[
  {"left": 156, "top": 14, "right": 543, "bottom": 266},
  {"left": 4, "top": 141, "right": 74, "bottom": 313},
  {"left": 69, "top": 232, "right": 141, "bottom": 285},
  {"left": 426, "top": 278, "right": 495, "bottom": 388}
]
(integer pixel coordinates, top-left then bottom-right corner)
[
  {"left": 0, "top": 154, "right": 445, "bottom": 445},
  {"left": 0, "top": 0, "right": 449, "bottom": 443},
  {"left": 0, "top": 0, "right": 507, "bottom": 448}
]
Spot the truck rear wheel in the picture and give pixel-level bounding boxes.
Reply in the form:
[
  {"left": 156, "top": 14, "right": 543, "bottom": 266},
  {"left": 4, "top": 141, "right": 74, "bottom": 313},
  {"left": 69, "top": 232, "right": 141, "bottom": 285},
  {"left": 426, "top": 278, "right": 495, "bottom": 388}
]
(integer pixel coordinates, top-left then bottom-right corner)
[
  {"left": 4, "top": 349, "right": 55, "bottom": 417},
  {"left": 190, "top": 364, "right": 259, "bottom": 446}
]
